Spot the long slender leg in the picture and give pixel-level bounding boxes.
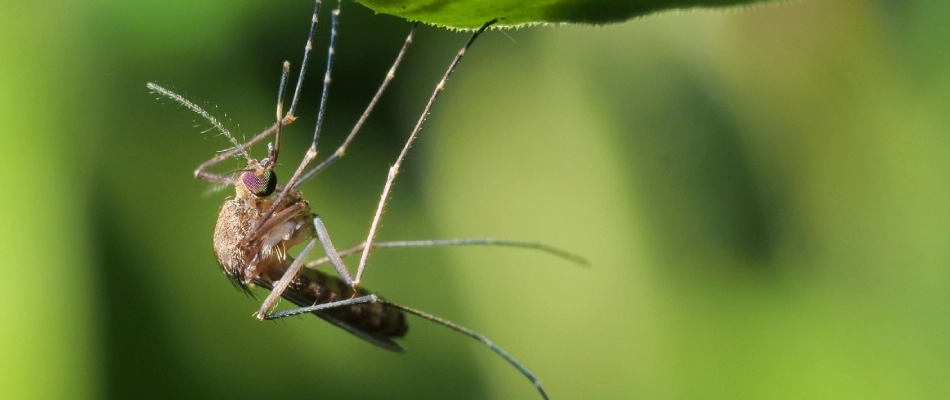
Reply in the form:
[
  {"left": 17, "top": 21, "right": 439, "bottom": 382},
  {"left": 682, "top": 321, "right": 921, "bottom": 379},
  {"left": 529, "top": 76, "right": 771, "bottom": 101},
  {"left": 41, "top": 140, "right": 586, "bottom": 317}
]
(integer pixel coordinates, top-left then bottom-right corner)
[
  {"left": 265, "top": 294, "right": 379, "bottom": 319},
  {"left": 384, "top": 300, "right": 550, "bottom": 400},
  {"left": 286, "top": 0, "right": 323, "bottom": 119},
  {"left": 295, "top": 23, "right": 419, "bottom": 187},
  {"left": 312, "top": 215, "right": 356, "bottom": 286},
  {"left": 263, "top": 293, "right": 549, "bottom": 400},
  {"left": 354, "top": 20, "right": 498, "bottom": 287},
  {"left": 306, "top": 238, "right": 590, "bottom": 269}
]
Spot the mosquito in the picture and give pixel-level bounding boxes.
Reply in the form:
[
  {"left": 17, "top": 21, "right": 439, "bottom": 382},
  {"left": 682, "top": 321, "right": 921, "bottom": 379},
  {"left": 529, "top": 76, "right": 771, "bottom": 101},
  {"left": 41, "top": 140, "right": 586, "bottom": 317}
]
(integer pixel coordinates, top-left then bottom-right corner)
[{"left": 148, "top": 1, "right": 586, "bottom": 398}]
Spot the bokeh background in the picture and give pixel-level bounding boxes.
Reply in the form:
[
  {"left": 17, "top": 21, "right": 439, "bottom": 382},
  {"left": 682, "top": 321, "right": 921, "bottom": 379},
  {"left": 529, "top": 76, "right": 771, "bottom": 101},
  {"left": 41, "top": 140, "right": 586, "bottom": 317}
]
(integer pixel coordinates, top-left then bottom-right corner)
[{"left": 2, "top": 0, "right": 948, "bottom": 398}]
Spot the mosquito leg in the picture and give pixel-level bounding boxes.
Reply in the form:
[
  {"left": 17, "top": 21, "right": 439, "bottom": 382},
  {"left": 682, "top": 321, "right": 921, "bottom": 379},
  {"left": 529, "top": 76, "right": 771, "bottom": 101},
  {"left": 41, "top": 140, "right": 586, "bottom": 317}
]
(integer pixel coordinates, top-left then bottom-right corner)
[
  {"left": 354, "top": 20, "right": 498, "bottom": 287},
  {"left": 286, "top": 0, "right": 323, "bottom": 119},
  {"left": 295, "top": 22, "right": 419, "bottom": 187},
  {"left": 254, "top": 239, "right": 318, "bottom": 320},
  {"left": 375, "top": 239, "right": 589, "bottom": 266},
  {"left": 263, "top": 293, "right": 550, "bottom": 400},
  {"left": 383, "top": 300, "right": 550, "bottom": 400},
  {"left": 264, "top": 294, "right": 380, "bottom": 320},
  {"left": 248, "top": 0, "right": 342, "bottom": 244},
  {"left": 306, "top": 238, "right": 589, "bottom": 269},
  {"left": 312, "top": 214, "right": 356, "bottom": 286}
]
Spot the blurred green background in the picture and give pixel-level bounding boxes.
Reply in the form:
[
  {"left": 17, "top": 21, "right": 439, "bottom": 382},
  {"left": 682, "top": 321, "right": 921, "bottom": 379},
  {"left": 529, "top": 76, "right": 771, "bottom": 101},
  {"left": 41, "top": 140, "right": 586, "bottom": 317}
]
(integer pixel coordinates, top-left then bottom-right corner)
[{"left": 1, "top": 0, "right": 948, "bottom": 398}]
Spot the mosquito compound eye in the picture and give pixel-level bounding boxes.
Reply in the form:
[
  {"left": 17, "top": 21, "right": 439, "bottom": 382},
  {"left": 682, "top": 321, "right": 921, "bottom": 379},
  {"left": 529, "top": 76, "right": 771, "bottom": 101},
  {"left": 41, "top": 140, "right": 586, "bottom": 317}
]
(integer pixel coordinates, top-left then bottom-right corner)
[{"left": 243, "top": 169, "right": 277, "bottom": 197}]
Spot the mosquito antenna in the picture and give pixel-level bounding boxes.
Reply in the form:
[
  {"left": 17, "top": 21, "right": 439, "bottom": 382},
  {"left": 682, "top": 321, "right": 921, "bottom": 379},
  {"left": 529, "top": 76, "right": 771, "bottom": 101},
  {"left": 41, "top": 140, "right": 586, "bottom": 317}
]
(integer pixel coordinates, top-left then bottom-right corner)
[
  {"left": 353, "top": 20, "right": 499, "bottom": 287},
  {"left": 245, "top": 0, "right": 342, "bottom": 244},
  {"left": 306, "top": 238, "right": 590, "bottom": 269},
  {"left": 295, "top": 22, "right": 420, "bottom": 187},
  {"left": 147, "top": 83, "right": 249, "bottom": 160}
]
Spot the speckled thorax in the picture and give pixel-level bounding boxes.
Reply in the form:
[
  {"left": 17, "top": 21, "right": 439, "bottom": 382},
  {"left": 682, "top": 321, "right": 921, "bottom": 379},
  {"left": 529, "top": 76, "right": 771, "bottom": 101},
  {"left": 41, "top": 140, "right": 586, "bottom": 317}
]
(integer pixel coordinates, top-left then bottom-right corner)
[{"left": 212, "top": 183, "right": 314, "bottom": 285}]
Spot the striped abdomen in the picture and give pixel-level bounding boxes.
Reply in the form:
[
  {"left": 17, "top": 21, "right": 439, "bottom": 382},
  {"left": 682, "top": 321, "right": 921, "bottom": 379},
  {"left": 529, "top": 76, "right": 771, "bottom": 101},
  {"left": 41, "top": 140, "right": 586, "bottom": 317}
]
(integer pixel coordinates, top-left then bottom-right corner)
[{"left": 254, "top": 258, "right": 408, "bottom": 352}]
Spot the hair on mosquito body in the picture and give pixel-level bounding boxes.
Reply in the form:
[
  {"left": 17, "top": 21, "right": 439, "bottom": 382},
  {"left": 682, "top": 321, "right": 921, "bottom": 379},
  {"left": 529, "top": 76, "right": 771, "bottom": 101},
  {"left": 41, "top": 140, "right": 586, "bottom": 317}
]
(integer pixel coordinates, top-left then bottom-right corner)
[{"left": 148, "top": 1, "right": 587, "bottom": 398}]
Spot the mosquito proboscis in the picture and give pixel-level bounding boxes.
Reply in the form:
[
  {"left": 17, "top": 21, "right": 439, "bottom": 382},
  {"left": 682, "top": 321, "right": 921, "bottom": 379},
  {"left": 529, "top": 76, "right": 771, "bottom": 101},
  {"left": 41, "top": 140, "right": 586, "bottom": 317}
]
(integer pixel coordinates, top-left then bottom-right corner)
[{"left": 148, "top": 1, "right": 587, "bottom": 398}]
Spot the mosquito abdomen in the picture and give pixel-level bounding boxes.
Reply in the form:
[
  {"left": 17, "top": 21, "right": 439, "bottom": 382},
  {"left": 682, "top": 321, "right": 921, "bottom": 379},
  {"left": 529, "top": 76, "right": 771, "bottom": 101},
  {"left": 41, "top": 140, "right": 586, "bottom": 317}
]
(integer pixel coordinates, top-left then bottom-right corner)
[{"left": 258, "top": 260, "right": 408, "bottom": 339}]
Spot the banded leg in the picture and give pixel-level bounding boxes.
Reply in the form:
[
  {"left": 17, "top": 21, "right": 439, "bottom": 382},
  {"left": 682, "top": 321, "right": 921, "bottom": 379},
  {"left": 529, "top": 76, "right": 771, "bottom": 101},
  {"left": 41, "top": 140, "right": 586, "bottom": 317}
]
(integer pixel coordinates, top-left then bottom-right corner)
[
  {"left": 296, "top": 23, "right": 420, "bottom": 186},
  {"left": 354, "top": 20, "right": 498, "bottom": 288}
]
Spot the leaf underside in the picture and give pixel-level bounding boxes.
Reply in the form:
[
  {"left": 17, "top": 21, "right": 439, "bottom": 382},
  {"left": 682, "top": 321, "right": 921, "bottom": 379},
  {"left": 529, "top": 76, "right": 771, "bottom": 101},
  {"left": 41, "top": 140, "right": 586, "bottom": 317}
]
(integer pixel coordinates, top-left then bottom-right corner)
[{"left": 355, "top": 0, "right": 777, "bottom": 29}]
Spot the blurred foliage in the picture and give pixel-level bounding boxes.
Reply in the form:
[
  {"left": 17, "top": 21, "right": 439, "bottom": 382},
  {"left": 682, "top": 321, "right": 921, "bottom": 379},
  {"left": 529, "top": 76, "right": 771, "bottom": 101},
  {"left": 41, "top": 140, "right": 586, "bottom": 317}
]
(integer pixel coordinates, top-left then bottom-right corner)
[{"left": 1, "top": 0, "right": 948, "bottom": 399}]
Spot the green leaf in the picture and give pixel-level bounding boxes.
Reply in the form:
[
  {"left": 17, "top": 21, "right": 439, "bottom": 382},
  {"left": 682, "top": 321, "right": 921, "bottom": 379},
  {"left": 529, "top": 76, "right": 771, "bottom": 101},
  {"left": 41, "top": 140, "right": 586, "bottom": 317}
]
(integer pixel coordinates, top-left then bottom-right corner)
[{"left": 355, "top": 0, "right": 776, "bottom": 28}]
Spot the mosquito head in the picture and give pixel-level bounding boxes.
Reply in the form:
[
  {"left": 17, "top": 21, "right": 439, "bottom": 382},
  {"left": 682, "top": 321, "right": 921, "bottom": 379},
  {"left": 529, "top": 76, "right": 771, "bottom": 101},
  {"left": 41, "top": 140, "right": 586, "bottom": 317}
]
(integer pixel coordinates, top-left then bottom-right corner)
[{"left": 238, "top": 159, "right": 277, "bottom": 197}]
